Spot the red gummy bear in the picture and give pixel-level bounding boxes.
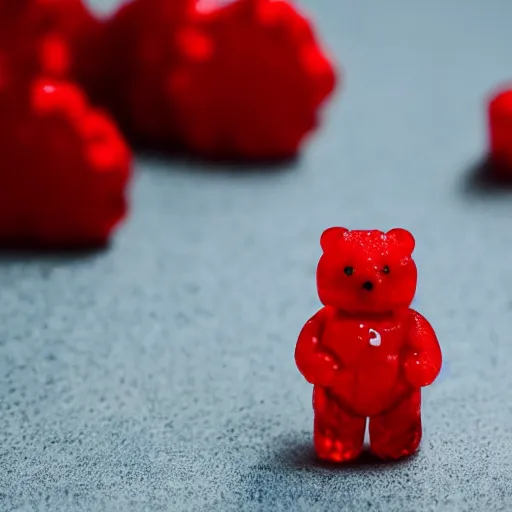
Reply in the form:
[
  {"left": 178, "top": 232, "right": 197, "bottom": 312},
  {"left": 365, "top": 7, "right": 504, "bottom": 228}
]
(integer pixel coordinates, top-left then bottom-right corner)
[
  {"left": 0, "top": 0, "right": 101, "bottom": 85},
  {"left": 0, "top": 80, "right": 131, "bottom": 247},
  {"left": 170, "top": 0, "right": 337, "bottom": 159},
  {"left": 488, "top": 87, "right": 512, "bottom": 178},
  {"left": 295, "top": 228, "right": 442, "bottom": 462},
  {"left": 94, "top": 0, "right": 196, "bottom": 145}
]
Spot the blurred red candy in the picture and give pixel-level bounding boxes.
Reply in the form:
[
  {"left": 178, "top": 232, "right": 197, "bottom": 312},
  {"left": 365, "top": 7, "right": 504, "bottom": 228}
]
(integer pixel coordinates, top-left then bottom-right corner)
[
  {"left": 170, "top": 0, "right": 338, "bottom": 159},
  {"left": 95, "top": 0, "right": 198, "bottom": 144},
  {"left": 98, "top": 0, "right": 337, "bottom": 158},
  {"left": 0, "top": 0, "right": 102, "bottom": 85},
  {"left": 0, "top": 80, "right": 131, "bottom": 248},
  {"left": 488, "top": 87, "right": 512, "bottom": 176}
]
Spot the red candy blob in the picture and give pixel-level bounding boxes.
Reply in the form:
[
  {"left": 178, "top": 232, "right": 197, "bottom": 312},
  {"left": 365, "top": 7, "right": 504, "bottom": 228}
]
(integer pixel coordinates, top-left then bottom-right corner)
[
  {"left": 170, "top": 0, "right": 337, "bottom": 159},
  {"left": 0, "top": 0, "right": 101, "bottom": 85},
  {"left": 94, "top": 0, "right": 197, "bottom": 144},
  {"left": 488, "top": 87, "right": 512, "bottom": 177},
  {"left": 0, "top": 0, "right": 131, "bottom": 248},
  {"left": 295, "top": 228, "right": 442, "bottom": 462},
  {"left": 0, "top": 80, "right": 131, "bottom": 247},
  {"left": 95, "top": 0, "right": 337, "bottom": 158},
  {"left": 0, "top": 0, "right": 337, "bottom": 161}
]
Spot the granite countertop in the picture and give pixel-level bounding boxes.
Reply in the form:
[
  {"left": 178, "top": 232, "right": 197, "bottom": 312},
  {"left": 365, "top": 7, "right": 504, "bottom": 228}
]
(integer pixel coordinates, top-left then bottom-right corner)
[{"left": 1, "top": 0, "right": 512, "bottom": 510}]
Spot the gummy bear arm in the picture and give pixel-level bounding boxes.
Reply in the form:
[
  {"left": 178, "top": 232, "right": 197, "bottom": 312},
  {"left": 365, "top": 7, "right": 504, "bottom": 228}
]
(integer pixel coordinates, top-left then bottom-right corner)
[
  {"left": 403, "top": 309, "right": 442, "bottom": 388},
  {"left": 295, "top": 307, "right": 339, "bottom": 386}
]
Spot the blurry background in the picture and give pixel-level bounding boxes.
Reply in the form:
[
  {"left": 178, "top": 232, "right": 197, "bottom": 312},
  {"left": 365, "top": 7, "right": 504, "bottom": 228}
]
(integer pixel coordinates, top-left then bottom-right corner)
[{"left": 0, "top": 0, "right": 512, "bottom": 510}]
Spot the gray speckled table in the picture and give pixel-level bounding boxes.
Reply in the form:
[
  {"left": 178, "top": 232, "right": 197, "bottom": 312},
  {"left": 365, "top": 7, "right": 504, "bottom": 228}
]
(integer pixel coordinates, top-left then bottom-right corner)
[{"left": 1, "top": 0, "right": 512, "bottom": 510}]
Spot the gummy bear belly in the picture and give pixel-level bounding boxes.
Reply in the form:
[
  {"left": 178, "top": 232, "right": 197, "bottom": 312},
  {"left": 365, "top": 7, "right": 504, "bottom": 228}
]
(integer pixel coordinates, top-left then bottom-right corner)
[{"left": 331, "top": 355, "right": 407, "bottom": 417}]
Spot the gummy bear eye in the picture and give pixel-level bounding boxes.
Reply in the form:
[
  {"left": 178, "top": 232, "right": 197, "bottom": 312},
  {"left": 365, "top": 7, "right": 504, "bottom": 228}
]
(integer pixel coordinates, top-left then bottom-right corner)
[
  {"left": 382, "top": 265, "right": 390, "bottom": 274},
  {"left": 344, "top": 266, "right": 354, "bottom": 276}
]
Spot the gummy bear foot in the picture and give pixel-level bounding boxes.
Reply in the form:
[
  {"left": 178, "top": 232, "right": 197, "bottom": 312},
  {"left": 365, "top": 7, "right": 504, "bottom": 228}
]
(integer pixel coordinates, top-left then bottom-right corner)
[
  {"left": 314, "top": 430, "right": 363, "bottom": 463},
  {"left": 369, "top": 391, "right": 422, "bottom": 461},
  {"left": 369, "top": 429, "right": 421, "bottom": 461}
]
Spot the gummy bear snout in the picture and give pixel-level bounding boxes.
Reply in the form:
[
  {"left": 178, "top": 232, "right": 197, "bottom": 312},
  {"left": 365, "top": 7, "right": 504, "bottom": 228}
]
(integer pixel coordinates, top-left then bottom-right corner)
[{"left": 362, "top": 280, "right": 374, "bottom": 291}]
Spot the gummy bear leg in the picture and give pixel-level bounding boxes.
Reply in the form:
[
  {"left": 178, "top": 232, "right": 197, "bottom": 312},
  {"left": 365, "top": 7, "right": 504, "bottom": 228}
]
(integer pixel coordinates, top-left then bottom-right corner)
[
  {"left": 313, "top": 387, "right": 366, "bottom": 463},
  {"left": 369, "top": 390, "right": 422, "bottom": 460}
]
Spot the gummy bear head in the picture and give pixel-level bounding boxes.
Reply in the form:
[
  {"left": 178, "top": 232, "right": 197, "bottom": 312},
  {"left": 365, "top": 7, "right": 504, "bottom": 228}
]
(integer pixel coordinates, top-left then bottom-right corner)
[{"left": 316, "top": 228, "right": 417, "bottom": 314}]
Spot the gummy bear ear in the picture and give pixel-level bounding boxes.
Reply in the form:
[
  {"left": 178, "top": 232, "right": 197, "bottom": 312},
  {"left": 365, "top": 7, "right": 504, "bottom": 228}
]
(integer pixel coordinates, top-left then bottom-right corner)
[
  {"left": 386, "top": 228, "right": 415, "bottom": 254},
  {"left": 320, "top": 227, "right": 348, "bottom": 252}
]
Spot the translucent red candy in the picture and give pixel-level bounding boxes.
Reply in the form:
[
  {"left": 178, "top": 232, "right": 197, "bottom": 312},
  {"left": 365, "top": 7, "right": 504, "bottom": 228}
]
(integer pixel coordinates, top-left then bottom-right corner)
[
  {"left": 0, "top": 0, "right": 337, "bottom": 161},
  {"left": 0, "top": 1, "right": 131, "bottom": 247},
  {"left": 0, "top": 0, "right": 101, "bottom": 85},
  {"left": 0, "top": 80, "right": 131, "bottom": 248},
  {"left": 95, "top": 0, "right": 337, "bottom": 158},
  {"left": 295, "top": 228, "right": 442, "bottom": 462},
  {"left": 488, "top": 87, "right": 512, "bottom": 177},
  {"left": 92, "top": 0, "right": 196, "bottom": 144},
  {"left": 170, "top": 0, "right": 337, "bottom": 159}
]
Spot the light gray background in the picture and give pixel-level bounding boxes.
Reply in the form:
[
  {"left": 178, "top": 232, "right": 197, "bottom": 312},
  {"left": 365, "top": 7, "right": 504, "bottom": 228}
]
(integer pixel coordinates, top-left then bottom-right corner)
[{"left": 1, "top": 0, "right": 512, "bottom": 510}]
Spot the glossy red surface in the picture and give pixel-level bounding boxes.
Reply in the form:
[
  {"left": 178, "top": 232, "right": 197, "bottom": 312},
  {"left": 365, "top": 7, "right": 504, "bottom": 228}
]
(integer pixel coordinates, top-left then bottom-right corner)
[
  {"left": 295, "top": 228, "right": 442, "bottom": 462},
  {"left": 0, "top": 1, "right": 131, "bottom": 247},
  {"left": 489, "top": 87, "right": 512, "bottom": 175},
  {"left": 0, "top": 0, "right": 101, "bottom": 85},
  {"left": 0, "top": 80, "right": 131, "bottom": 247},
  {"left": 0, "top": 0, "right": 337, "bottom": 160},
  {"left": 94, "top": 0, "right": 337, "bottom": 158},
  {"left": 170, "top": 0, "right": 337, "bottom": 159},
  {"left": 93, "top": 0, "right": 196, "bottom": 144}
]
